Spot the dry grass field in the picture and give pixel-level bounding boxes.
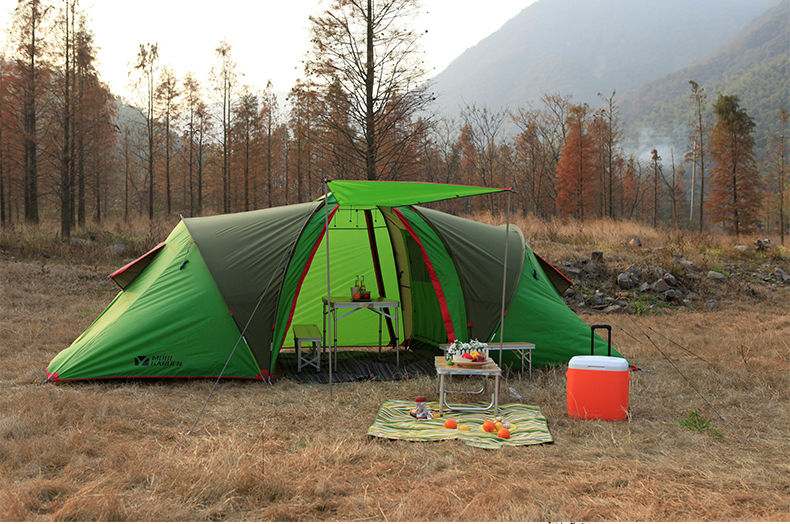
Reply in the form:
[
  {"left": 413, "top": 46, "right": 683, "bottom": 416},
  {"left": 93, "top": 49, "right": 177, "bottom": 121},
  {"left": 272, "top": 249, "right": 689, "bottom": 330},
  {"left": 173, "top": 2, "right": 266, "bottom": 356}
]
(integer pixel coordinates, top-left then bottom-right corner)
[{"left": 1, "top": 217, "right": 788, "bottom": 521}]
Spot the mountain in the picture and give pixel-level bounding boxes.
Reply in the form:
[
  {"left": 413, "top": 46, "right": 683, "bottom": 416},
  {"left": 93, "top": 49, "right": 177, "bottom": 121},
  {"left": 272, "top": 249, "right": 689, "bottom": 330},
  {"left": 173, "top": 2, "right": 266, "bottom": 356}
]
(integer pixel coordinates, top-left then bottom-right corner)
[
  {"left": 430, "top": 0, "right": 782, "bottom": 116},
  {"left": 619, "top": 0, "right": 789, "bottom": 156}
]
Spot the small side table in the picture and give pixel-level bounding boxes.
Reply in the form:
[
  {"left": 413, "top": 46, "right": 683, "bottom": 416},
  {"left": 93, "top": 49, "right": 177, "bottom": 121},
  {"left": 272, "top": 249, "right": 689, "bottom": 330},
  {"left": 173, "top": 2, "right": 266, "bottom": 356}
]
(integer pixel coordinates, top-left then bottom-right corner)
[{"left": 435, "top": 356, "right": 501, "bottom": 416}]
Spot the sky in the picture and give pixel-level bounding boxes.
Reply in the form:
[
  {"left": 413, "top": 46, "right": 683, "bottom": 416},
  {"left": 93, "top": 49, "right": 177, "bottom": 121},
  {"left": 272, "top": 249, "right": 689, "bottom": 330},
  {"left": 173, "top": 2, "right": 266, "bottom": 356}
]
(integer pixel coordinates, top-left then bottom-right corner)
[{"left": 1, "top": 0, "right": 535, "bottom": 100}]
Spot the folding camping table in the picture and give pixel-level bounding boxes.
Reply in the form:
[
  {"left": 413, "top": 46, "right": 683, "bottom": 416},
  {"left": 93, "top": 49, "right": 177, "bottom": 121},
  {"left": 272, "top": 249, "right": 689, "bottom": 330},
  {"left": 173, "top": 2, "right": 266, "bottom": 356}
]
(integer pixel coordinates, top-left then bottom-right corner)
[
  {"left": 322, "top": 296, "right": 400, "bottom": 371},
  {"left": 434, "top": 356, "right": 501, "bottom": 416}
]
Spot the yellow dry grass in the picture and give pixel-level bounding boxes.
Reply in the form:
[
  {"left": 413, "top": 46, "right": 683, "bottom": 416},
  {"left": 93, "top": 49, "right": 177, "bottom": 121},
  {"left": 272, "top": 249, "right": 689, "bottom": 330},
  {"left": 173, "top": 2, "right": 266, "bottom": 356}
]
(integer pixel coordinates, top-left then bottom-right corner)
[{"left": 1, "top": 217, "right": 788, "bottom": 521}]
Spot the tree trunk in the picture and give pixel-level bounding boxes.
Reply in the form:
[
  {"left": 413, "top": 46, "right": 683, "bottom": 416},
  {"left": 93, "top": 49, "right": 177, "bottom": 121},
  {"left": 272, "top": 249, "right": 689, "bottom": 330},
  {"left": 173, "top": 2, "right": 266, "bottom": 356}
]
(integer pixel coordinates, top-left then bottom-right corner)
[
  {"left": 60, "top": 0, "right": 72, "bottom": 239},
  {"left": 365, "top": 0, "right": 377, "bottom": 180}
]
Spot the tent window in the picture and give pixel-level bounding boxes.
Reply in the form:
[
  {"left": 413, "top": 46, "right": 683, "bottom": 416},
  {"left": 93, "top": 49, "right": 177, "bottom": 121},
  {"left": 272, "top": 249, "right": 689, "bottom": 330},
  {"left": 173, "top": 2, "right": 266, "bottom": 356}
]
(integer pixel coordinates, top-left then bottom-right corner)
[{"left": 110, "top": 242, "right": 166, "bottom": 290}]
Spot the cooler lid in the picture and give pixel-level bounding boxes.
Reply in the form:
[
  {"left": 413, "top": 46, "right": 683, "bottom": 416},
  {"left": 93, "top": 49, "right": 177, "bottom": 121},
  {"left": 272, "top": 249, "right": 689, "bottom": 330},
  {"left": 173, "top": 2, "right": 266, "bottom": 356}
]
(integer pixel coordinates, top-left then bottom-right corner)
[{"left": 569, "top": 355, "right": 629, "bottom": 371}]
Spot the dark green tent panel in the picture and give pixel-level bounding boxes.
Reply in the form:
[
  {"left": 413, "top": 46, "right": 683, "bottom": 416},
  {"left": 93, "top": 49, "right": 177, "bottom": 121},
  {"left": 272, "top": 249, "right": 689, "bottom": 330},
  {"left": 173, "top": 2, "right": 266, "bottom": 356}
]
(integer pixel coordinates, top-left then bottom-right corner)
[
  {"left": 47, "top": 182, "right": 621, "bottom": 382},
  {"left": 411, "top": 206, "right": 525, "bottom": 342},
  {"left": 182, "top": 202, "right": 321, "bottom": 372},
  {"left": 47, "top": 222, "right": 262, "bottom": 381}
]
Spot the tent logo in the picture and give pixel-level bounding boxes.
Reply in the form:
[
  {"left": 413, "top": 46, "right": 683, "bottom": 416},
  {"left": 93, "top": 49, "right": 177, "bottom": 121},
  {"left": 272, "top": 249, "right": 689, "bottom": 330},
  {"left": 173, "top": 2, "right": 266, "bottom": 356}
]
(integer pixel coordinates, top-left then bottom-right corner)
[{"left": 134, "top": 355, "right": 182, "bottom": 367}]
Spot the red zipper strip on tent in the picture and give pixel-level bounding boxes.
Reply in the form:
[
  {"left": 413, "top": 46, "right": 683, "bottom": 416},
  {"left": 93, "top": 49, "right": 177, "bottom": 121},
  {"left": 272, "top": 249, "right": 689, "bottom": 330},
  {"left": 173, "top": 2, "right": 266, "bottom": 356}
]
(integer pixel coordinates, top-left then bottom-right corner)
[
  {"left": 364, "top": 209, "right": 396, "bottom": 345},
  {"left": 45, "top": 369, "right": 265, "bottom": 382},
  {"left": 278, "top": 204, "right": 340, "bottom": 355},
  {"left": 393, "top": 207, "right": 456, "bottom": 342}
]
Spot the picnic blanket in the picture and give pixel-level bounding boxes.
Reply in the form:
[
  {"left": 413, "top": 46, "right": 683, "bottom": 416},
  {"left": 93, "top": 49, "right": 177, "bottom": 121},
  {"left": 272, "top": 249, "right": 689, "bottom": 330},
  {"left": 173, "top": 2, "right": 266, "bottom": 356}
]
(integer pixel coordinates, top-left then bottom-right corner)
[
  {"left": 276, "top": 351, "right": 435, "bottom": 383},
  {"left": 367, "top": 400, "right": 553, "bottom": 449}
]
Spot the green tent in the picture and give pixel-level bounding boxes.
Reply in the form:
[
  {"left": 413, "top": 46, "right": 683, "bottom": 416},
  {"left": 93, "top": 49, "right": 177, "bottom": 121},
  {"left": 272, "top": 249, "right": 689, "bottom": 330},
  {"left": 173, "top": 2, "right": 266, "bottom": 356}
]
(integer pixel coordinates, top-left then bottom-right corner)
[{"left": 47, "top": 181, "right": 619, "bottom": 382}]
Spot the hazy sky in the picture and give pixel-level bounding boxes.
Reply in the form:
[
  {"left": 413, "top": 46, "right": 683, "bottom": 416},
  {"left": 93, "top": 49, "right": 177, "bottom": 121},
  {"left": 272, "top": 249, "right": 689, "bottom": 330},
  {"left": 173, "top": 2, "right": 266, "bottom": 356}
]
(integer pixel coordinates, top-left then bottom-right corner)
[{"left": 1, "top": 0, "right": 534, "bottom": 100}]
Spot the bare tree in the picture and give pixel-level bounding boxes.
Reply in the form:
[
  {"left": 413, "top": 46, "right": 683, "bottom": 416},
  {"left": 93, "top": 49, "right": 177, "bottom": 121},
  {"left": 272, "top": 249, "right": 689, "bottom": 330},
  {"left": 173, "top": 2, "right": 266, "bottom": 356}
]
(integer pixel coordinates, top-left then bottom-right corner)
[
  {"left": 650, "top": 149, "right": 662, "bottom": 228},
  {"left": 181, "top": 72, "right": 203, "bottom": 216},
  {"left": 233, "top": 86, "right": 260, "bottom": 211},
  {"left": 660, "top": 149, "right": 685, "bottom": 228},
  {"left": 118, "top": 122, "right": 141, "bottom": 222},
  {"left": 306, "top": 0, "right": 433, "bottom": 181},
  {"left": 157, "top": 65, "right": 179, "bottom": 216},
  {"left": 287, "top": 79, "right": 321, "bottom": 201},
  {"left": 689, "top": 80, "right": 711, "bottom": 232},
  {"left": 210, "top": 40, "right": 237, "bottom": 213},
  {"left": 56, "top": 0, "right": 73, "bottom": 238},
  {"left": 260, "top": 81, "right": 279, "bottom": 208},
  {"left": 133, "top": 43, "right": 159, "bottom": 220},
  {"left": 459, "top": 104, "right": 509, "bottom": 213},
  {"left": 13, "top": 0, "right": 51, "bottom": 224},
  {"left": 766, "top": 109, "right": 788, "bottom": 244},
  {"left": 597, "top": 90, "right": 621, "bottom": 218},
  {"left": 0, "top": 54, "right": 6, "bottom": 225}
]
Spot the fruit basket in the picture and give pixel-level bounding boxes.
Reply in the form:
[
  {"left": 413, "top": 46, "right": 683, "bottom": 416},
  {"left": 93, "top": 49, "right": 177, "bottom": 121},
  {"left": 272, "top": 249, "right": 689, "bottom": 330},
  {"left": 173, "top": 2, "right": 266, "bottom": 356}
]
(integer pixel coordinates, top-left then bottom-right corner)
[{"left": 452, "top": 355, "right": 492, "bottom": 368}]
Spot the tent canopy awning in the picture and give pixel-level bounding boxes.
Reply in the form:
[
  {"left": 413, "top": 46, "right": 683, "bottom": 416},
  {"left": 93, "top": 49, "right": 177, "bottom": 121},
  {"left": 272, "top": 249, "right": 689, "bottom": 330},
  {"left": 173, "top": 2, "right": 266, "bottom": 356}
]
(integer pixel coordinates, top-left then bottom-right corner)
[{"left": 326, "top": 180, "right": 512, "bottom": 208}]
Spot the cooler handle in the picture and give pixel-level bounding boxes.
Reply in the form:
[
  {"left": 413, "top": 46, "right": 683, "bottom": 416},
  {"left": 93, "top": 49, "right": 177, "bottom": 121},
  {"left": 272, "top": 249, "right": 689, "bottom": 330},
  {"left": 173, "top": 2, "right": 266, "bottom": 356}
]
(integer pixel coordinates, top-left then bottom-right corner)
[{"left": 591, "top": 324, "right": 612, "bottom": 356}]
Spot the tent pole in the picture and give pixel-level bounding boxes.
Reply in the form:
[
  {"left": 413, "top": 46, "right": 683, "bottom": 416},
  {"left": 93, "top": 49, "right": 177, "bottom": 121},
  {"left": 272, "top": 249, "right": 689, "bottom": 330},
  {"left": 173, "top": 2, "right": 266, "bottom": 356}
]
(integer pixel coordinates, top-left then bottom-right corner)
[
  {"left": 498, "top": 191, "right": 511, "bottom": 369},
  {"left": 325, "top": 180, "right": 333, "bottom": 398}
]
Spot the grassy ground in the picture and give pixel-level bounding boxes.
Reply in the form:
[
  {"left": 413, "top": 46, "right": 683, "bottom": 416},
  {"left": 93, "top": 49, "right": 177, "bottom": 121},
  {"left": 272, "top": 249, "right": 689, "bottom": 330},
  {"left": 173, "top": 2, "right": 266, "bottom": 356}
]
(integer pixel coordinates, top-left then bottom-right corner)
[{"left": 1, "top": 217, "right": 788, "bottom": 521}]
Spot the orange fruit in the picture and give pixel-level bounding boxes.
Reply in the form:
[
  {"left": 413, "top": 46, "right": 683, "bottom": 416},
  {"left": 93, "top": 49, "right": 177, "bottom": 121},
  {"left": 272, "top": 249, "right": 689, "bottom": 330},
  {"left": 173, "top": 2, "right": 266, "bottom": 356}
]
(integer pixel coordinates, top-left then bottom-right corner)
[
  {"left": 444, "top": 418, "right": 457, "bottom": 429},
  {"left": 482, "top": 420, "right": 496, "bottom": 433},
  {"left": 497, "top": 428, "right": 510, "bottom": 439},
  {"left": 353, "top": 292, "right": 361, "bottom": 300}
]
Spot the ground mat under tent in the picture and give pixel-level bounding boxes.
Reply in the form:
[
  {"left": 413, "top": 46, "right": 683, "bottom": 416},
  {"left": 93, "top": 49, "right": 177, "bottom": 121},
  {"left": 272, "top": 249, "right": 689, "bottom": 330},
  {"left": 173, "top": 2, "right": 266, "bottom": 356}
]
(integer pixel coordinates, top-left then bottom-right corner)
[
  {"left": 276, "top": 351, "right": 436, "bottom": 383},
  {"left": 367, "top": 400, "right": 553, "bottom": 449}
]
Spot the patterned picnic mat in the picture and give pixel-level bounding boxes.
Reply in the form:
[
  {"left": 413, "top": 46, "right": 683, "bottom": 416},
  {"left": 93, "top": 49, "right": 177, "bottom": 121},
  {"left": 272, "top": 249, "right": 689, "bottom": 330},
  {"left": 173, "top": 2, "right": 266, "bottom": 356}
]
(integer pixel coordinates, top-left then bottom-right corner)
[{"left": 367, "top": 400, "right": 553, "bottom": 449}]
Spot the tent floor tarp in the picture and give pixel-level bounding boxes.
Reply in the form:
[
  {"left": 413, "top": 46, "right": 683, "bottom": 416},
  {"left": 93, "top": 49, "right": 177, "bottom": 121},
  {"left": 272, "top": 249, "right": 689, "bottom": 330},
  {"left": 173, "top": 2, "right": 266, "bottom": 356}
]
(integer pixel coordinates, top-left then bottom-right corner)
[{"left": 275, "top": 350, "right": 435, "bottom": 384}]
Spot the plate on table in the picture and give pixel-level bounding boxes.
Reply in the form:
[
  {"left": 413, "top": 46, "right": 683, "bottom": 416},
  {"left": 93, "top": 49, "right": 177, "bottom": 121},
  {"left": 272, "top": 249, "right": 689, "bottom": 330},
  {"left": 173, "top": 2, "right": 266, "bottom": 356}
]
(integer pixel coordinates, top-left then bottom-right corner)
[{"left": 452, "top": 356, "right": 492, "bottom": 368}]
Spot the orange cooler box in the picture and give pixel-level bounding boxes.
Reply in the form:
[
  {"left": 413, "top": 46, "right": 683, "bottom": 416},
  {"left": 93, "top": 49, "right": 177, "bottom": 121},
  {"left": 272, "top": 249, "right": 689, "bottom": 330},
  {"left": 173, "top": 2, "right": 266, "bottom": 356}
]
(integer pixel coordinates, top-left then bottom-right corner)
[{"left": 567, "top": 355, "right": 630, "bottom": 421}]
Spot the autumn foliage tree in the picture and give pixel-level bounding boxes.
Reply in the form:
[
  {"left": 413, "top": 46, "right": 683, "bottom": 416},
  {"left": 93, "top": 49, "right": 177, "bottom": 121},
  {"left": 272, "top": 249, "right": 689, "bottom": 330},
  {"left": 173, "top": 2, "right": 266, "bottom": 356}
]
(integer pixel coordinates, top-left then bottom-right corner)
[
  {"left": 709, "top": 94, "right": 761, "bottom": 235},
  {"left": 556, "top": 104, "right": 599, "bottom": 220},
  {"left": 511, "top": 94, "right": 571, "bottom": 217}
]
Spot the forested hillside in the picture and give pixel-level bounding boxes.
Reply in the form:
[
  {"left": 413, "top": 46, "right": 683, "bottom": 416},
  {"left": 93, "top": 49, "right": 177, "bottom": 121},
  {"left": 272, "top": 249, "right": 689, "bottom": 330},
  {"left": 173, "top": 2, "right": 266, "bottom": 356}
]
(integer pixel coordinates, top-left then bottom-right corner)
[
  {"left": 430, "top": 0, "right": 780, "bottom": 116},
  {"left": 619, "top": 0, "right": 789, "bottom": 158}
]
